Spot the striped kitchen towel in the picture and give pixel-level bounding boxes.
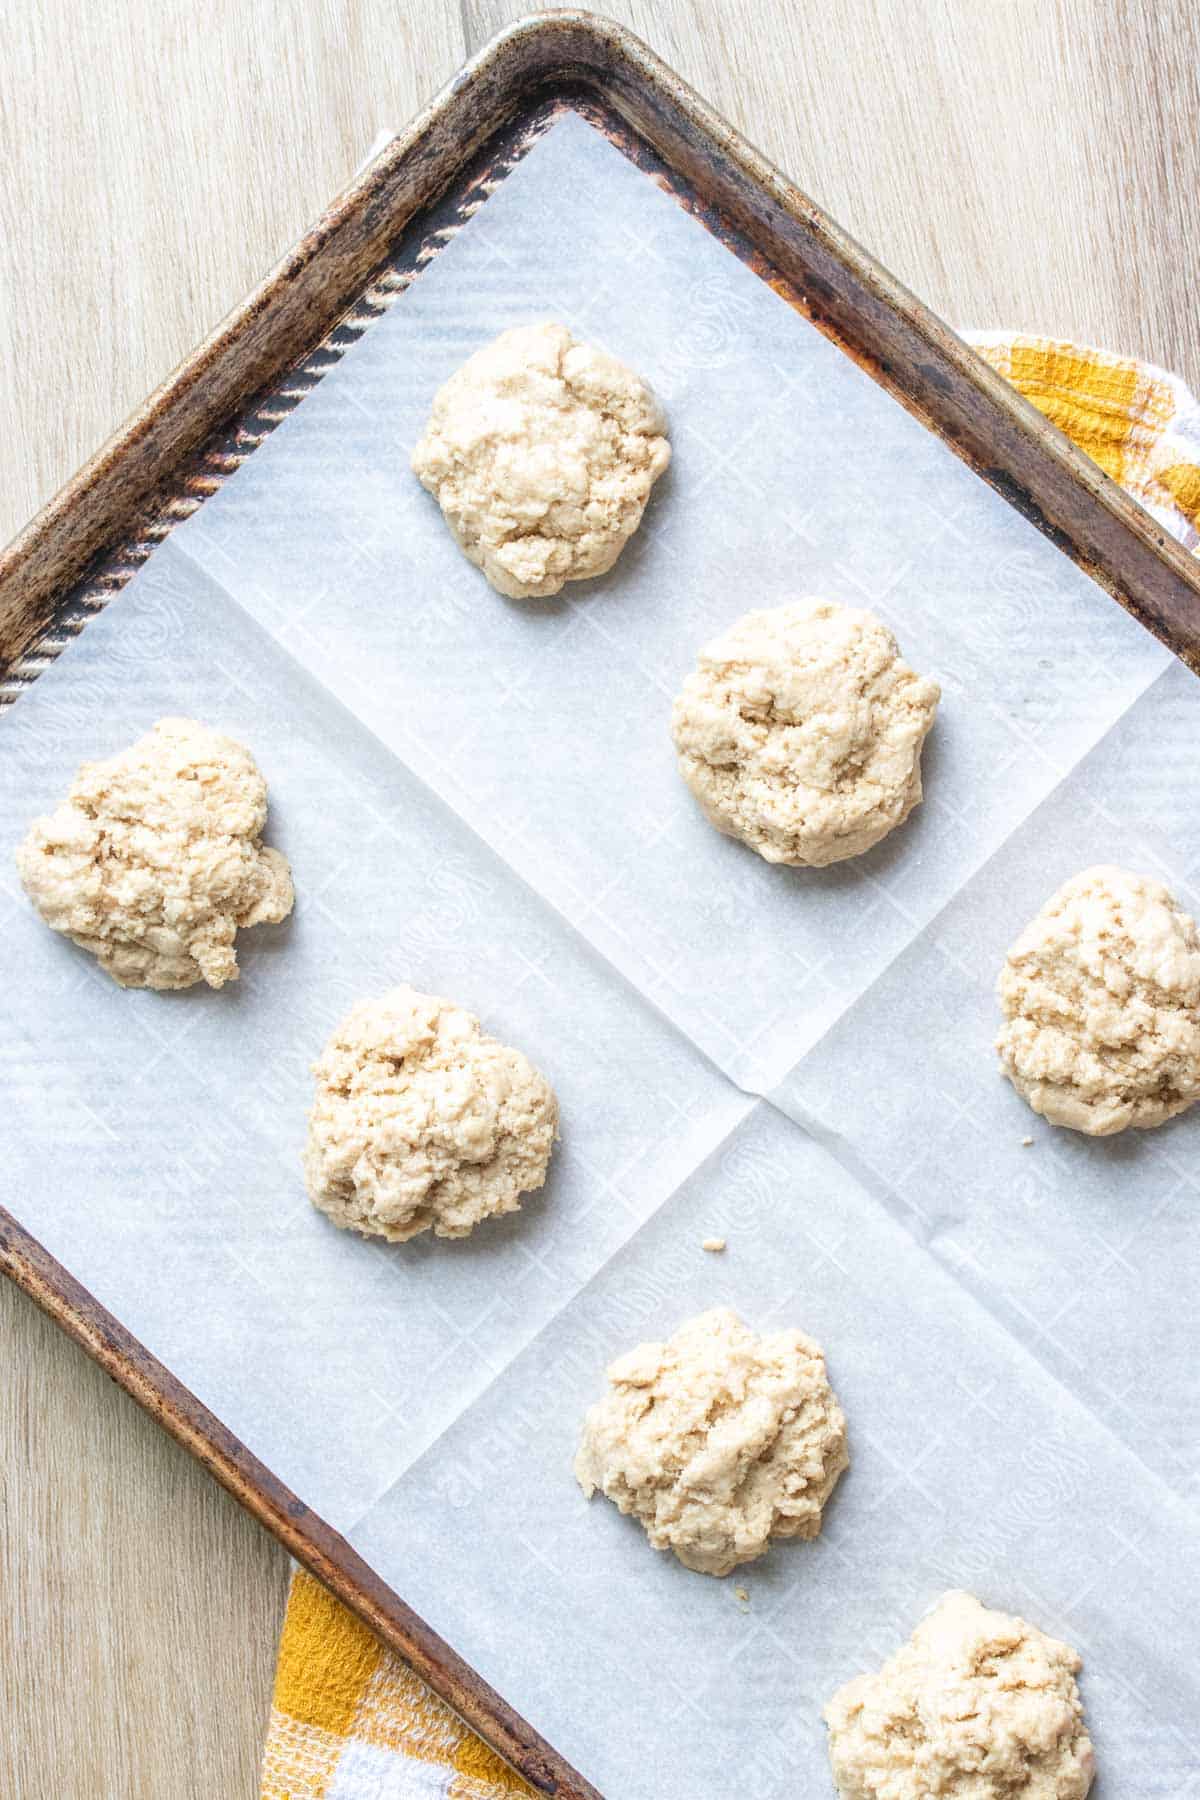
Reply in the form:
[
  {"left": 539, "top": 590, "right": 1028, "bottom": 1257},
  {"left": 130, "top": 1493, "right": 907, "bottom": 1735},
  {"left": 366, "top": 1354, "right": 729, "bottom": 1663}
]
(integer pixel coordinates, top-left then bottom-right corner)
[
  {"left": 968, "top": 332, "right": 1200, "bottom": 551},
  {"left": 260, "top": 334, "right": 1200, "bottom": 1800}
]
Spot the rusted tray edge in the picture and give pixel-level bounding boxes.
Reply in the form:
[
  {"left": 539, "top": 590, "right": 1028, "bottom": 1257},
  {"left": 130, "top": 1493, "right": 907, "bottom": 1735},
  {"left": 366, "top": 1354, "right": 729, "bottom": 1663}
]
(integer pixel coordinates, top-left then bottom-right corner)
[{"left": 0, "top": 1206, "right": 602, "bottom": 1800}]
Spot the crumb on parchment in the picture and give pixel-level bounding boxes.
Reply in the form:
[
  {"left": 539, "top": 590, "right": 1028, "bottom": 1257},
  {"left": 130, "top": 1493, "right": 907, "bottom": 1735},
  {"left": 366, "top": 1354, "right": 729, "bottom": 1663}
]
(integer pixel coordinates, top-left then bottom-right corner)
[{"left": 701, "top": 1236, "right": 727, "bottom": 1252}]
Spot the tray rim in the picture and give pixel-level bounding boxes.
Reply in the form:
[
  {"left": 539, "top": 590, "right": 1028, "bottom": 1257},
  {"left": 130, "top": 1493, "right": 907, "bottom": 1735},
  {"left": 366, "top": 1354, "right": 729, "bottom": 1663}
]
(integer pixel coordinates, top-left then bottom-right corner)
[
  {"left": 0, "top": 1205, "right": 595, "bottom": 1796},
  {"left": 5, "top": 11, "right": 1200, "bottom": 1798}
]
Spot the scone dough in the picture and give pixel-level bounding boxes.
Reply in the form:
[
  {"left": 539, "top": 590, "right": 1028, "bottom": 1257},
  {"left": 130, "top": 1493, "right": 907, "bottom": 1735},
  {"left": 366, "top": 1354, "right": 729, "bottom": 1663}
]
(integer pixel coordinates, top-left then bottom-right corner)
[
  {"left": 574, "top": 1306, "right": 848, "bottom": 1576},
  {"left": 410, "top": 321, "right": 670, "bottom": 599},
  {"left": 824, "top": 1590, "right": 1095, "bottom": 1799},
  {"left": 996, "top": 864, "right": 1200, "bottom": 1134},
  {"left": 15, "top": 716, "right": 293, "bottom": 990},
  {"left": 671, "top": 598, "right": 940, "bottom": 866},
  {"left": 304, "top": 986, "right": 558, "bottom": 1242}
]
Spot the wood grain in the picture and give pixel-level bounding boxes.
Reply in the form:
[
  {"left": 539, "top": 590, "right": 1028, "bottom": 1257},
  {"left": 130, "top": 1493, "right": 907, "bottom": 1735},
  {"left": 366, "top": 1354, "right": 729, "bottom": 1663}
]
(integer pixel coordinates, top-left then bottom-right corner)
[
  {"left": 0, "top": 1280, "right": 284, "bottom": 1798},
  {"left": 3, "top": 3, "right": 1199, "bottom": 1794}
]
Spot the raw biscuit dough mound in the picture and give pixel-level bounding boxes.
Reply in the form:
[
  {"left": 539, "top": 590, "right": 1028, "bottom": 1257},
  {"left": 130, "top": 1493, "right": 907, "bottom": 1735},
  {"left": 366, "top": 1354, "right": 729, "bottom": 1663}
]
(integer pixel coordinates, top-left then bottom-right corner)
[
  {"left": 824, "top": 1590, "right": 1096, "bottom": 1799},
  {"left": 410, "top": 321, "right": 670, "bottom": 599},
  {"left": 996, "top": 864, "right": 1200, "bottom": 1135},
  {"left": 15, "top": 716, "right": 293, "bottom": 990},
  {"left": 304, "top": 986, "right": 558, "bottom": 1242},
  {"left": 671, "top": 598, "right": 940, "bottom": 867},
  {"left": 574, "top": 1305, "right": 848, "bottom": 1576}
]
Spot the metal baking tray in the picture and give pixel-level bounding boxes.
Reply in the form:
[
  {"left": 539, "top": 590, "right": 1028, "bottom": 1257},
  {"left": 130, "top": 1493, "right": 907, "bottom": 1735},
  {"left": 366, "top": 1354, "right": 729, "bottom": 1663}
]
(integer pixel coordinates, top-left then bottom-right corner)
[{"left": 3, "top": 15, "right": 1199, "bottom": 1798}]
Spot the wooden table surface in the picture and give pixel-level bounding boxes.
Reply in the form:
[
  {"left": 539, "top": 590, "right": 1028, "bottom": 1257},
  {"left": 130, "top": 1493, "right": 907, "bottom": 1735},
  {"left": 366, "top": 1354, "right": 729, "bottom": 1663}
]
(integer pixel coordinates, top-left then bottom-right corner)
[{"left": 3, "top": 2, "right": 1199, "bottom": 1793}]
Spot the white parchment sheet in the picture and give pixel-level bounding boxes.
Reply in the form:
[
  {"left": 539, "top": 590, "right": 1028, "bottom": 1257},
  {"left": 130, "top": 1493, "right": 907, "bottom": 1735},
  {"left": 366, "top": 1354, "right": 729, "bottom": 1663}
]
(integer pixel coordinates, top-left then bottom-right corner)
[{"left": 2, "top": 111, "right": 1196, "bottom": 1797}]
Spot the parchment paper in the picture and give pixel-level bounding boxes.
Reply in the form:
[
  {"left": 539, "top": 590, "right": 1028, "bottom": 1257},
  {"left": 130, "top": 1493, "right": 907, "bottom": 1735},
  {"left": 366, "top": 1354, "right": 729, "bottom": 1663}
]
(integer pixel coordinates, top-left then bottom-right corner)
[{"left": 3, "top": 112, "right": 1195, "bottom": 1797}]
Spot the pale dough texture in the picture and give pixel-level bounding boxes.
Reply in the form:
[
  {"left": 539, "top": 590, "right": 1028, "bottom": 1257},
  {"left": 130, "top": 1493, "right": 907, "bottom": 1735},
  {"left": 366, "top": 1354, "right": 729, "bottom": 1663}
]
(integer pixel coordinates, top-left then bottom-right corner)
[
  {"left": 824, "top": 1590, "right": 1095, "bottom": 1799},
  {"left": 996, "top": 864, "right": 1200, "bottom": 1135},
  {"left": 574, "top": 1305, "right": 848, "bottom": 1576},
  {"left": 304, "top": 986, "right": 558, "bottom": 1242},
  {"left": 671, "top": 598, "right": 939, "bottom": 866},
  {"left": 14, "top": 716, "right": 293, "bottom": 990},
  {"left": 410, "top": 321, "right": 670, "bottom": 599}
]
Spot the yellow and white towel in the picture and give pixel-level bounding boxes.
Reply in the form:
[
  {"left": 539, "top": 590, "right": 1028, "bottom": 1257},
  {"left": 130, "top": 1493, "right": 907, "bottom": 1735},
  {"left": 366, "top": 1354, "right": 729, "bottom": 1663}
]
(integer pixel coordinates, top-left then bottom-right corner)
[
  {"left": 261, "top": 1569, "right": 534, "bottom": 1799},
  {"left": 260, "top": 334, "right": 1200, "bottom": 1800},
  {"left": 968, "top": 332, "right": 1200, "bottom": 551}
]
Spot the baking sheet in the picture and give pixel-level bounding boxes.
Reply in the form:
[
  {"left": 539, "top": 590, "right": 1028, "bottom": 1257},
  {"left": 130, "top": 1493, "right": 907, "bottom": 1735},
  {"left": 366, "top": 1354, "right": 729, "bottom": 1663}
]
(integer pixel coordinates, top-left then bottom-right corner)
[{"left": 2, "top": 109, "right": 1196, "bottom": 1796}]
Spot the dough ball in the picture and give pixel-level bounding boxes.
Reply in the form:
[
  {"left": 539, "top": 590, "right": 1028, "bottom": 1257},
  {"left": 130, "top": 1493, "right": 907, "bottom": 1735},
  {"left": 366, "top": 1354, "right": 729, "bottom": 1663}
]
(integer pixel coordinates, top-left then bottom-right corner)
[
  {"left": 574, "top": 1305, "right": 848, "bottom": 1576},
  {"left": 410, "top": 321, "right": 670, "bottom": 599},
  {"left": 996, "top": 864, "right": 1200, "bottom": 1135},
  {"left": 14, "top": 716, "right": 293, "bottom": 990},
  {"left": 304, "top": 986, "right": 558, "bottom": 1242},
  {"left": 671, "top": 598, "right": 939, "bottom": 866},
  {"left": 824, "top": 1590, "right": 1095, "bottom": 1799}
]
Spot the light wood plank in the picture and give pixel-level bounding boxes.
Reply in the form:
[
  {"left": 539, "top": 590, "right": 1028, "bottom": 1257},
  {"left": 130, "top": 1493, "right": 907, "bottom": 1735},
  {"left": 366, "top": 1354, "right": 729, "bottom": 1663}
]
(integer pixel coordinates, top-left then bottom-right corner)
[
  {"left": 0, "top": 1279, "right": 285, "bottom": 1797},
  {"left": 0, "top": 0, "right": 465, "bottom": 545}
]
